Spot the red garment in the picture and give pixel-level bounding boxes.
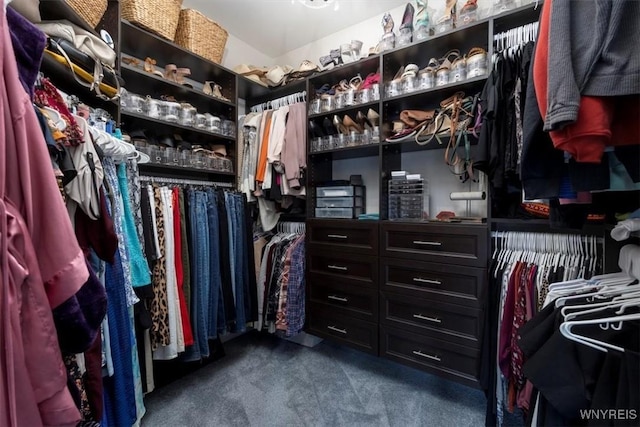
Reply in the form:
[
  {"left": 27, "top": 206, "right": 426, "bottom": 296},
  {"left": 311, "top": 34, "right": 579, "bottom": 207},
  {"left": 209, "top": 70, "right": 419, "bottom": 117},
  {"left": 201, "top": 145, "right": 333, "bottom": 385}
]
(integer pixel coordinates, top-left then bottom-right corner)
[
  {"left": 534, "top": 0, "right": 640, "bottom": 163},
  {"left": 172, "top": 188, "right": 193, "bottom": 346},
  {"left": 1, "top": 7, "right": 86, "bottom": 426}
]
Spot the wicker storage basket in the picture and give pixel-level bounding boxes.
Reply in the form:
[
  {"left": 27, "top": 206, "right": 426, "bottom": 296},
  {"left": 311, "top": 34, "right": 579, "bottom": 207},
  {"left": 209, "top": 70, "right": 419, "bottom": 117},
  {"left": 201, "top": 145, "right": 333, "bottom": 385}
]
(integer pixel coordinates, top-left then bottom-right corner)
[
  {"left": 174, "top": 9, "right": 228, "bottom": 64},
  {"left": 66, "top": 0, "right": 108, "bottom": 29},
  {"left": 122, "top": 0, "right": 183, "bottom": 40}
]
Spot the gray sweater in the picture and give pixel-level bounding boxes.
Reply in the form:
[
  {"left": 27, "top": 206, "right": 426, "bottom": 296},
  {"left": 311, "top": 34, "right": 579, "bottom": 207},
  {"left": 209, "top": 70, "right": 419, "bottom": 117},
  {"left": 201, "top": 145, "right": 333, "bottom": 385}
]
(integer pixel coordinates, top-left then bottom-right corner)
[{"left": 545, "top": 0, "right": 640, "bottom": 131}]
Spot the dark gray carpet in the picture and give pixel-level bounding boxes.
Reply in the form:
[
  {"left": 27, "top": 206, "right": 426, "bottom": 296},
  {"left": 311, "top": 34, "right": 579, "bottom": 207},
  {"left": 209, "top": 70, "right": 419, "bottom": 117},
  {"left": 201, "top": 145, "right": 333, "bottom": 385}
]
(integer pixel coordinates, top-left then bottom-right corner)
[{"left": 141, "top": 332, "right": 487, "bottom": 427}]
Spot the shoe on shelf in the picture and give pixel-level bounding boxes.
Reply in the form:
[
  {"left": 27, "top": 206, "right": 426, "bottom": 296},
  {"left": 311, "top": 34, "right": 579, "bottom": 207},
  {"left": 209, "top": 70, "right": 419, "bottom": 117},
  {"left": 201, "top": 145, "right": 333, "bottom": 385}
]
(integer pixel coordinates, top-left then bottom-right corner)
[
  {"left": 333, "top": 115, "right": 349, "bottom": 135},
  {"left": 361, "top": 72, "right": 380, "bottom": 90},
  {"left": 356, "top": 111, "right": 373, "bottom": 130},
  {"left": 343, "top": 114, "right": 364, "bottom": 133},
  {"left": 330, "top": 48, "right": 343, "bottom": 66},
  {"left": 349, "top": 74, "right": 363, "bottom": 90},
  {"left": 323, "top": 116, "right": 339, "bottom": 136},
  {"left": 399, "top": 3, "right": 415, "bottom": 33},
  {"left": 175, "top": 67, "right": 192, "bottom": 87},
  {"left": 309, "top": 120, "right": 325, "bottom": 138},
  {"left": 203, "top": 81, "right": 230, "bottom": 101},
  {"left": 367, "top": 108, "right": 380, "bottom": 127},
  {"left": 351, "top": 40, "right": 363, "bottom": 59},
  {"left": 437, "top": 50, "right": 461, "bottom": 71},
  {"left": 319, "top": 55, "right": 336, "bottom": 69}
]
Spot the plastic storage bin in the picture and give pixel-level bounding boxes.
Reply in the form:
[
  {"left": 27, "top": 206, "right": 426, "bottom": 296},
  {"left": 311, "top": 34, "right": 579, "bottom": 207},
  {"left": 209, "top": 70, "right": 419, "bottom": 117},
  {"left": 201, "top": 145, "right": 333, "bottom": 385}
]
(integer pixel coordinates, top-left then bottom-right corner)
[
  {"left": 316, "top": 185, "right": 364, "bottom": 198},
  {"left": 315, "top": 207, "right": 364, "bottom": 219},
  {"left": 316, "top": 197, "right": 363, "bottom": 208}
]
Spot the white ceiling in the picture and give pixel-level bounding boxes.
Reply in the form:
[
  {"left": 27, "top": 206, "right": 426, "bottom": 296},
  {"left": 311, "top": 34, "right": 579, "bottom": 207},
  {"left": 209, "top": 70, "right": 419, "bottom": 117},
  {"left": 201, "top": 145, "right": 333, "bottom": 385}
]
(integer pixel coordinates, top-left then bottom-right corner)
[{"left": 182, "top": 0, "right": 407, "bottom": 58}]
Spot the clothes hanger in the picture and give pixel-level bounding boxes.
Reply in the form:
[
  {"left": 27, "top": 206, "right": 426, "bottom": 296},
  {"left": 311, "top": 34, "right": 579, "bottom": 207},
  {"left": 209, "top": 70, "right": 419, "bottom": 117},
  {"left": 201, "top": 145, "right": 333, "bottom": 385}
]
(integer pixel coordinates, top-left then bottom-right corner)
[{"left": 560, "top": 312, "right": 640, "bottom": 353}]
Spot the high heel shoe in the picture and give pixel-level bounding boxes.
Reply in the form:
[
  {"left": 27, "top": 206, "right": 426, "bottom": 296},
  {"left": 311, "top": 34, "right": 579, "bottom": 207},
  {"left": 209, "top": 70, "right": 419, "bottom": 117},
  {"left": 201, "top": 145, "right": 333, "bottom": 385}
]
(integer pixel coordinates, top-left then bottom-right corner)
[
  {"left": 309, "top": 120, "right": 325, "bottom": 138},
  {"left": 343, "top": 114, "right": 364, "bottom": 133},
  {"left": 356, "top": 111, "right": 373, "bottom": 130},
  {"left": 323, "top": 116, "right": 338, "bottom": 136},
  {"left": 203, "top": 81, "right": 230, "bottom": 101},
  {"left": 319, "top": 55, "right": 336, "bottom": 69},
  {"left": 333, "top": 115, "right": 349, "bottom": 135},
  {"left": 330, "top": 48, "right": 343, "bottom": 66},
  {"left": 437, "top": 0, "right": 458, "bottom": 26},
  {"left": 367, "top": 108, "right": 380, "bottom": 127},
  {"left": 399, "top": 3, "right": 415, "bottom": 33}
]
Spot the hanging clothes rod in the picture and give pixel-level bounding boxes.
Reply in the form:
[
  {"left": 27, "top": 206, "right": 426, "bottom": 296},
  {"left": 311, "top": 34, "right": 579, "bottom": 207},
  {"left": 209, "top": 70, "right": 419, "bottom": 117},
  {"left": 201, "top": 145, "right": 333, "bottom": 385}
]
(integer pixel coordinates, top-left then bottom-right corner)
[
  {"left": 250, "top": 90, "right": 307, "bottom": 113},
  {"left": 277, "top": 221, "right": 306, "bottom": 234},
  {"left": 490, "top": 231, "right": 604, "bottom": 245},
  {"left": 139, "top": 175, "right": 234, "bottom": 188},
  {"left": 493, "top": 21, "right": 539, "bottom": 52}
]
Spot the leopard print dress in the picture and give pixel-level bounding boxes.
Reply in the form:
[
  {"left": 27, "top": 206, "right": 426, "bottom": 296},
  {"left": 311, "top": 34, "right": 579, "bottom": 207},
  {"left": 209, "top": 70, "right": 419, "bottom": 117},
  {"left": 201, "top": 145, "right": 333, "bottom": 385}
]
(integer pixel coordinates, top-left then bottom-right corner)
[{"left": 150, "top": 185, "right": 170, "bottom": 349}]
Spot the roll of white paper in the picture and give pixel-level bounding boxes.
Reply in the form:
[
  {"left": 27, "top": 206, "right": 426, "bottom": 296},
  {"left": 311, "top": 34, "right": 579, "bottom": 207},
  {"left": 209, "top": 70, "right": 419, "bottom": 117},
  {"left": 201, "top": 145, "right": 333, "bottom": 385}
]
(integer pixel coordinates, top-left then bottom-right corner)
[{"left": 449, "top": 191, "right": 486, "bottom": 201}]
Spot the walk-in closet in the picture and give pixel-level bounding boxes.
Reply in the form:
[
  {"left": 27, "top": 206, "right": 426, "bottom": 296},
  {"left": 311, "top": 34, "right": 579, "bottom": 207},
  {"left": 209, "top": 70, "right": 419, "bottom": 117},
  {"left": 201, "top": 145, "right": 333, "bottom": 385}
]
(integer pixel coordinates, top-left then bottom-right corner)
[{"left": 2, "top": 0, "right": 638, "bottom": 426}]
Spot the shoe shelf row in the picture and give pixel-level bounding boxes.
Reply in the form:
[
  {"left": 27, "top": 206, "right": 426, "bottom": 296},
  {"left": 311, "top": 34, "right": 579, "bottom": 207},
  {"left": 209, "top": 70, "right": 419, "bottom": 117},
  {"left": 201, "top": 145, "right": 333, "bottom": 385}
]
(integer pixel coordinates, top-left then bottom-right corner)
[{"left": 304, "top": 2, "right": 541, "bottom": 221}]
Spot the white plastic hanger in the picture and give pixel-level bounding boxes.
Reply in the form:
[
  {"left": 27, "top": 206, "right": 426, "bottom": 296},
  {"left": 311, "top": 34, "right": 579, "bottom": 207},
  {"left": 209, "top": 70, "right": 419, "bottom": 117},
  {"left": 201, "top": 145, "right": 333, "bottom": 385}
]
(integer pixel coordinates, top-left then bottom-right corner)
[{"left": 560, "top": 313, "right": 640, "bottom": 353}]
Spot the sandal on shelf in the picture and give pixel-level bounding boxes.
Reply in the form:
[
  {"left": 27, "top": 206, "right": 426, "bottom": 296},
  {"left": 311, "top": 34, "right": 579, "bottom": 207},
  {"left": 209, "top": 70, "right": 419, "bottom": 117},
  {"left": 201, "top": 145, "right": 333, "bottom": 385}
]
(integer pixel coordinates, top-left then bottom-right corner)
[
  {"left": 401, "top": 63, "right": 419, "bottom": 79},
  {"left": 164, "top": 64, "right": 177, "bottom": 82},
  {"left": 467, "top": 47, "right": 486, "bottom": 60},
  {"left": 437, "top": 49, "right": 461, "bottom": 71},
  {"left": 203, "top": 81, "right": 230, "bottom": 101},
  {"left": 460, "top": 0, "right": 478, "bottom": 14},
  {"left": 144, "top": 57, "right": 164, "bottom": 78},
  {"left": 123, "top": 57, "right": 141, "bottom": 68},
  {"left": 175, "top": 68, "right": 192, "bottom": 87},
  {"left": 420, "top": 58, "right": 440, "bottom": 76},
  {"left": 437, "top": 0, "right": 458, "bottom": 24},
  {"left": 349, "top": 74, "right": 363, "bottom": 90}
]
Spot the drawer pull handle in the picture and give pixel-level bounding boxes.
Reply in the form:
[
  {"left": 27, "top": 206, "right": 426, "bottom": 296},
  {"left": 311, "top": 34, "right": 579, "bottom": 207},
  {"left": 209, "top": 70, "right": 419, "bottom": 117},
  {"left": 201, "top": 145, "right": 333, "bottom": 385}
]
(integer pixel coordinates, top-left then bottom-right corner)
[
  {"left": 328, "top": 264, "right": 348, "bottom": 271},
  {"left": 413, "top": 314, "right": 442, "bottom": 323},
  {"left": 328, "top": 295, "right": 349, "bottom": 303},
  {"left": 412, "top": 350, "right": 441, "bottom": 362},
  {"left": 328, "top": 234, "right": 348, "bottom": 239},
  {"left": 412, "top": 277, "right": 442, "bottom": 285},
  {"left": 327, "top": 325, "right": 347, "bottom": 334},
  {"left": 413, "top": 240, "right": 442, "bottom": 246}
]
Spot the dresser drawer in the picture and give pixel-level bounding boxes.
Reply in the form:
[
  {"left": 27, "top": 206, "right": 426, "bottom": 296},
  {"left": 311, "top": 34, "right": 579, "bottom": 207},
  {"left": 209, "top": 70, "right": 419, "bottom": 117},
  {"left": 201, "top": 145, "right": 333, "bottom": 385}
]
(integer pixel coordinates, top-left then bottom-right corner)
[
  {"left": 381, "top": 292, "right": 482, "bottom": 347},
  {"left": 308, "top": 219, "right": 378, "bottom": 255},
  {"left": 380, "top": 326, "right": 480, "bottom": 388},
  {"left": 308, "top": 251, "right": 378, "bottom": 287},
  {"left": 309, "top": 275, "right": 378, "bottom": 320},
  {"left": 381, "top": 258, "right": 485, "bottom": 307},
  {"left": 381, "top": 223, "right": 488, "bottom": 267},
  {"left": 308, "top": 302, "right": 378, "bottom": 355}
]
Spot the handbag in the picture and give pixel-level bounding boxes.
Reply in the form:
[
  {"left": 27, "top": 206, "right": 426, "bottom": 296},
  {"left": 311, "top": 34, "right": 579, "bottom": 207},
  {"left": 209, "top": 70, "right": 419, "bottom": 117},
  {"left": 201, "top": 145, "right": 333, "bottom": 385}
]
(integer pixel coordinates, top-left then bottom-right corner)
[
  {"left": 37, "top": 20, "right": 120, "bottom": 100},
  {"left": 399, "top": 109, "right": 435, "bottom": 128}
]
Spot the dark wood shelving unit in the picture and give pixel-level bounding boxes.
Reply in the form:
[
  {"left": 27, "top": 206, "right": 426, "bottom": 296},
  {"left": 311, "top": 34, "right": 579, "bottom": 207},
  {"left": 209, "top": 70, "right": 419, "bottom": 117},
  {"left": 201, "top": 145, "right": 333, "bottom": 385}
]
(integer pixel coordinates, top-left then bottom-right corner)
[
  {"left": 120, "top": 111, "right": 236, "bottom": 142},
  {"left": 309, "top": 100, "right": 380, "bottom": 119},
  {"left": 121, "top": 20, "right": 237, "bottom": 97},
  {"left": 310, "top": 143, "right": 380, "bottom": 161},
  {"left": 139, "top": 162, "right": 235, "bottom": 177},
  {"left": 383, "top": 75, "right": 488, "bottom": 104}
]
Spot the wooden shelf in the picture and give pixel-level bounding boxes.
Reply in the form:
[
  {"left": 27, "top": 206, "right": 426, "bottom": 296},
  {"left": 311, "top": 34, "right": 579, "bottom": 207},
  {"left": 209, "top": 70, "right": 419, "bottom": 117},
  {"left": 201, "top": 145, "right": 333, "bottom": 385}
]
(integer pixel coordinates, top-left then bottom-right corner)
[
  {"left": 139, "top": 162, "right": 235, "bottom": 177},
  {"left": 120, "top": 64, "right": 236, "bottom": 115},
  {"left": 309, "top": 100, "right": 380, "bottom": 119},
  {"left": 40, "top": 0, "right": 100, "bottom": 36},
  {"left": 121, "top": 21, "right": 236, "bottom": 95},
  {"left": 382, "top": 133, "right": 478, "bottom": 154},
  {"left": 120, "top": 111, "right": 236, "bottom": 142},
  {"left": 383, "top": 75, "right": 488, "bottom": 105},
  {"left": 309, "top": 143, "right": 380, "bottom": 160}
]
